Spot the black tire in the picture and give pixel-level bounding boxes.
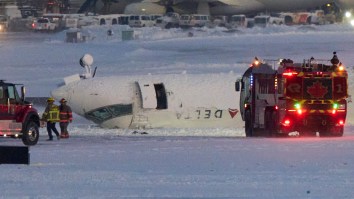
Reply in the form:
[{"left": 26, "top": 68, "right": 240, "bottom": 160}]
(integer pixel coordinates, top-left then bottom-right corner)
[
  {"left": 22, "top": 121, "right": 39, "bottom": 146},
  {"left": 265, "top": 110, "right": 277, "bottom": 137},
  {"left": 330, "top": 126, "right": 344, "bottom": 137},
  {"left": 245, "top": 110, "right": 253, "bottom": 137},
  {"left": 320, "top": 126, "right": 344, "bottom": 137}
]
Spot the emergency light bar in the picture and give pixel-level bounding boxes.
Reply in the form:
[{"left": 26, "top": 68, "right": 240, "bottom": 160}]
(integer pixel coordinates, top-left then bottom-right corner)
[{"left": 283, "top": 70, "right": 298, "bottom": 77}]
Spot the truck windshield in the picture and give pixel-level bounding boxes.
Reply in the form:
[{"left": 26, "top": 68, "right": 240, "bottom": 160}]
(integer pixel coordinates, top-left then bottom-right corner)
[
  {"left": 0, "top": 87, "right": 4, "bottom": 104},
  {"left": 37, "top": 18, "right": 49, "bottom": 23},
  {"left": 255, "top": 17, "right": 268, "bottom": 24}
]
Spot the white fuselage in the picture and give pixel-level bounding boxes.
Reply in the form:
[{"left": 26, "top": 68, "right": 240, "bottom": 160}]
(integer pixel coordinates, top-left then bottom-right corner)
[{"left": 51, "top": 73, "right": 242, "bottom": 129}]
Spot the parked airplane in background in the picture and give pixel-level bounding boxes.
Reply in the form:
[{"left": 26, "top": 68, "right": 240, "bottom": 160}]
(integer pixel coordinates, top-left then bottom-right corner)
[
  {"left": 337, "top": 0, "right": 354, "bottom": 8},
  {"left": 51, "top": 54, "right": 241, "bottom": 129},
  {"left": 73, "top": 0, "right": 339, "bottom": 16}
]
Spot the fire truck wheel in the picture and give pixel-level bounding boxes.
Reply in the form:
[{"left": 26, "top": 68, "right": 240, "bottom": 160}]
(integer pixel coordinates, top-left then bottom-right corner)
[
  {"left": 330, "top": 126, "right": 344, "bottom": 137},
  {"left": 22, "top": 121, "right": 40, "bottom": 146},
  {"left": 265, "top": 110, "right": 277, "bottom": 137},
  {"left": 320, "top": 126, "right": 344, "bottom": 137},
  {"left": 245, "top": 110, "right": 253, "bottom": 137}
]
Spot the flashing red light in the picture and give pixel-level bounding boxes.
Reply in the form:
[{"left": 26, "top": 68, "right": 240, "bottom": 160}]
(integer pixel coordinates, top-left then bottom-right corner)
[
  {"left": 283, "top": 72, "right": 293, "bottom": 76},
  {"left": 275, "top": 106, "right": 278, "bottom": 110},
  {"left": 339, "top": 120, "right": 344, "bottom": 125},
  {"left": 284, "top": 119, "right": 291, "bottom": 126},
  {"left": 283, "top": 70, "right": 298, "bottom": 77}
]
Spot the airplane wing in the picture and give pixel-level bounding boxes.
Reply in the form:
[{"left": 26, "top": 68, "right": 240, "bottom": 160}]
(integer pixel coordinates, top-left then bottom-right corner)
[
  {"left": 77, "top": 0, "right": 332, "bottom": 16},
  {"left": 162, "top": 0, "right": 265, "bottom": 15}
]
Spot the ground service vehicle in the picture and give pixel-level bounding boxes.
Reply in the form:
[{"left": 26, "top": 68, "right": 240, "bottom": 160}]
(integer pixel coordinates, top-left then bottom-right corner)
[
  {"left": 0, "top": 80, "right": 40, "bottom": 145},
  {"left": 179, "top": 14, "right": 210, "bottom": 28},
  {"left": 253, "top": 15, "right": 270, "bottom": 27},
  {"left": 236, "top": 53, "right": 348, "bottom": 137},
  {"left": 129, "top": 15, "right": 155, "bottom": 27},
  {"left": 229, "top": 15, "right": 248, "bottom": 28},
  {"left": 0, "top": 15, "right": 8, "bottom": 32},
  {"left": 32, "top": 18, "right": 58, "bottom": 31}
]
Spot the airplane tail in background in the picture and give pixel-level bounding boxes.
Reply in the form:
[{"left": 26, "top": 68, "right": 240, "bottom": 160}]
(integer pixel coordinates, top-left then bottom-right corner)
[{"left": 77, "top": 0, "right": 98, "bottom": 13}]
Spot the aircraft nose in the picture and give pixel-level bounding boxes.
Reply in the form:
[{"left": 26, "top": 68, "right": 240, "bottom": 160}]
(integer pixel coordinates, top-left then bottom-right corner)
[{"left": 51, "top": 87, "right": 69, "bottom": 102}]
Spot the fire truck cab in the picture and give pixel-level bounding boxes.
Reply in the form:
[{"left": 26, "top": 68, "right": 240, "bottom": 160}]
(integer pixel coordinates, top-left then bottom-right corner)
[
  {"left": 236, "top": 53, "right": 348, "bottom": 137},
  {"left": 0, "top": 80, "right": 40, "bottom": 145}
]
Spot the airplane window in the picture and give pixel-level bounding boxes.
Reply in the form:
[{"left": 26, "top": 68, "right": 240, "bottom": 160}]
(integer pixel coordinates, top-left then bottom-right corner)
[
  {"left": 85, "top": 104, "right": 133, "bottom": 123},
  {"left": 86, "top": 108, "right": 112, "bottom": 122},
  {"left": 109, "top": 104, "right": 133, "bottom": 117}
]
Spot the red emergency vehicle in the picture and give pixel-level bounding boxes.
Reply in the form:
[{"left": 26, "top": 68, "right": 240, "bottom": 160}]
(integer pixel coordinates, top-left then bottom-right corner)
[
  {"left": 236, "top": 52, "right": 348, "bottom": 137},
  {"left": 0, "top": 80, "right": 40, "bottom": 145}
]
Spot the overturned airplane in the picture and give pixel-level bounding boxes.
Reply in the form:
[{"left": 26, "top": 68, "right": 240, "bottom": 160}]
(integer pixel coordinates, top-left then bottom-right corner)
[{"left": 51, "top": 54, "right": 241, "bottom": 129}]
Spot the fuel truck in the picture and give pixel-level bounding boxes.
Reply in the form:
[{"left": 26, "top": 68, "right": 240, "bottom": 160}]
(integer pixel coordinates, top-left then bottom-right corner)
[{"left": 235, "top": 52, "right": 348, "bottom": 137}]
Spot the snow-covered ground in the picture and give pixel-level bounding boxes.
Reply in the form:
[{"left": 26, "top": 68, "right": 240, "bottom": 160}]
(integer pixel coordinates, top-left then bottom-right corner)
[{"left": 1, "top": 24, "right": 354, "bottom": 198}]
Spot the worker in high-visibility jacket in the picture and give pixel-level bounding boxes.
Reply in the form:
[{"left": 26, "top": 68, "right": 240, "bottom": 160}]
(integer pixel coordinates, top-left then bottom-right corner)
[
  {"left": 41, "top": 97, "right": 60, "bottom": 141},
  {"left": 59, "top": 98, "right": 73, "bottom": 138}
]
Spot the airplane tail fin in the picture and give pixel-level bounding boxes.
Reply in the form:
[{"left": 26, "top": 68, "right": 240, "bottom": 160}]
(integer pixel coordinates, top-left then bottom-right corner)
[{"left": 78, "top": 0, "right": 98, "bottom": 13}]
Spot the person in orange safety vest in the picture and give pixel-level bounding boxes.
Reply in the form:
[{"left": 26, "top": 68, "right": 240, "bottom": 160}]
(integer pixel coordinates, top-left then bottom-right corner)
[{"left": 59, "top": 98, "right": 73, "bottom": 138}]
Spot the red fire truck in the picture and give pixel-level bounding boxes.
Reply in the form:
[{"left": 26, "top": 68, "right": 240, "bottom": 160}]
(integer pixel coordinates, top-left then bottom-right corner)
[
  {"left": 236, "top": 52, "right": 348, "bottom": 137},
  {"left": 0, "top": 80, "right": 40, "bottom": 145}
]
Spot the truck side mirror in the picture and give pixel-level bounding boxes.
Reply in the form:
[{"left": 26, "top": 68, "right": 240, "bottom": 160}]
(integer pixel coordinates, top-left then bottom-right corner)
[
  {"left": 235, "top": 81, "right": 240, "bottom": 91},
  {"left": 21, "top": 86, "right": 25, "bottom": 101}
]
